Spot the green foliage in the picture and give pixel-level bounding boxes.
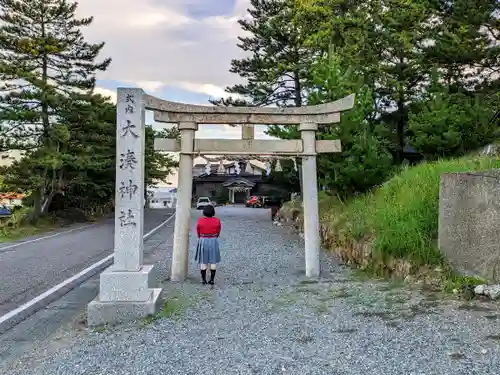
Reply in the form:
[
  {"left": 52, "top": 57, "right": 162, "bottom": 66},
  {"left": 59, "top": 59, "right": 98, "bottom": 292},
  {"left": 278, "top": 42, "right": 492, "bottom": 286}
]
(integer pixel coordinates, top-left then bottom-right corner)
[
  {"left": 323, "top": 156, "right": 500, "bottom": 267},
  {"left": 261, "top": 158, "right": 301, "bottom": 193},
  {"left": 213, "top": 186, "right": 229, "bottom": 204},
  {"left": 0, "top": 0, "right": 111, "bottom": 219},
  {"left": 217, "top": 0, "right": 500, "bottom": 199},
  {"left": 307, "top": 49, "right": 394, "bottom": 197},
  {"left": 423, "top": 0, "right": 500, "bottom": 91},
  {"left": 145, "top": 126, "right": 179, "bottom": 188},
  {"left": 0, "top": 205, "right": 58, "bottom": 241},
  {"left": 408, "top": 82, "right": 500, "bottom": 159},
  {"left": 210, "top": 0, "right": 311, "bottom": 108},
  {"left": 443, "top": 274, "right": 485, "bottom": 294},
  {"left": 0, "top": 0, "right": 179, "bottom": 226}
]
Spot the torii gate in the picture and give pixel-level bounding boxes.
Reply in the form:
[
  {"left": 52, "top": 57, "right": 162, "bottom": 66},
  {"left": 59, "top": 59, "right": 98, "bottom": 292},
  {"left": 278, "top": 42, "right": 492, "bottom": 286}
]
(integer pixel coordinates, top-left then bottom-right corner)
[{"left": 87, "top": 88, "right": 354, "bottom": 327}]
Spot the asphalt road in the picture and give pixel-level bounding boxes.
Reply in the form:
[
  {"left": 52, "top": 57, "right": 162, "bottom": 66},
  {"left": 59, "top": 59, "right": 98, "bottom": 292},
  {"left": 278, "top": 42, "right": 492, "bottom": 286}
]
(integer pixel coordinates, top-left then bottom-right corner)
[{"left": 0, "top": 208, "right": 174, "bottom": 316}]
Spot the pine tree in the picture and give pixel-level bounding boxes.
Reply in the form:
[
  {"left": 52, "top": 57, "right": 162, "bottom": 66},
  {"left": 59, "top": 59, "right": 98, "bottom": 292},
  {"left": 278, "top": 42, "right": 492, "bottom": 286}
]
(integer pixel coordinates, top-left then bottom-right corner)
[
  {"left": 361, "top": 0, "right": 433, "bottom": 162},
  {"left": 407, "top": 72, "right": 500, "bottom": 159},
  {"left": 424, "top": 0, "right": 500, "bottom": 92},
  {"left": 306, "top": 49, "right": 393, "bottom": 196},
  {"left": 57, "top": 93, "right": 116, "bottom": 209},
  {"left": 211, "top": 0, "right": 311, "bottom": 108},
  {"left": 145, "top": 126, "right": 180, "bottom": 190},
  {"left": 0, "top": 0, "right": 111, "bottom": 218}
]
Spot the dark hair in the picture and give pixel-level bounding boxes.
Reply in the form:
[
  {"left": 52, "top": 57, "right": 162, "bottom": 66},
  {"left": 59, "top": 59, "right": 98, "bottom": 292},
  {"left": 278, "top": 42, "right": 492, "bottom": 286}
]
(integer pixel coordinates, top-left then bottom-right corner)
[{"left": 202, "top": 204, "right": 215, "bottom": 218}]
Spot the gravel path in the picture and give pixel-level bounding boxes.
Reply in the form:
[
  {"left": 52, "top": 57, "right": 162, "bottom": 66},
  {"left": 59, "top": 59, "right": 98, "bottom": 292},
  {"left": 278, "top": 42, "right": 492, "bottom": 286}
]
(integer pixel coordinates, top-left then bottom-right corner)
[{"left": 3, "top": 206, "right": 500, "bottom": 374}]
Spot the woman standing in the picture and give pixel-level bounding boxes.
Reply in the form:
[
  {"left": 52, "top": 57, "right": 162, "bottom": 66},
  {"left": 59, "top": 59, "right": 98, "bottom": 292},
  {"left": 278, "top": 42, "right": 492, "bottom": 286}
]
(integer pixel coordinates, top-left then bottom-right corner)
[{"left": 195, "top": 205, "right": 221, "bottom": 285}]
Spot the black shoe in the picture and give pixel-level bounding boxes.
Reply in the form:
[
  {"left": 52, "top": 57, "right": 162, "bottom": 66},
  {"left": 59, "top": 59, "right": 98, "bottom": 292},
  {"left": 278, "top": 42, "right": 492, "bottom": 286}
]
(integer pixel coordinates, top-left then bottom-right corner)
[
  {"left": 201, "top": 269, "right": 207, "bottom": 284},
  {"left": 209, "top": 270, "right": 216, "bottom": 284}
]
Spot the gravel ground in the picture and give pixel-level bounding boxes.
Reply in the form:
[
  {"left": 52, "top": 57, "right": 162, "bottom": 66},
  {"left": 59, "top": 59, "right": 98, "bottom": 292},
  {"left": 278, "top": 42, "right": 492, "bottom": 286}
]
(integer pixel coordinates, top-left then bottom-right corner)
[{"left": 3, "top": 206, "right": 500, "bottom": 375}]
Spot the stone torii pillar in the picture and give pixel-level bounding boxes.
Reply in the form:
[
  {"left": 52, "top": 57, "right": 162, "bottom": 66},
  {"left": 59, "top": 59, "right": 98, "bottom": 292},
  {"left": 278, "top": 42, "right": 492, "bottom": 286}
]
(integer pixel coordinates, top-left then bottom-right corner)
[
  {"left": 299, "top": 122, "right": 321, "bottom": 276},
  {"left": 150, "top": 94, "right": 355, "bottom": 279},
  {"left": 171, "top": 122, "right": 198, "bottom": 281}
]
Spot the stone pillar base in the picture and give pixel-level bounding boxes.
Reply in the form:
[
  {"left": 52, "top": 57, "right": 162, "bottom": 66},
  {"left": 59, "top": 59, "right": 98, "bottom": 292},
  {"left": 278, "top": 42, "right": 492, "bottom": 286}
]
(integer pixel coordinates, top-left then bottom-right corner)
[{"left": 87, "top": 264, "right": 163, "bottom": 327}]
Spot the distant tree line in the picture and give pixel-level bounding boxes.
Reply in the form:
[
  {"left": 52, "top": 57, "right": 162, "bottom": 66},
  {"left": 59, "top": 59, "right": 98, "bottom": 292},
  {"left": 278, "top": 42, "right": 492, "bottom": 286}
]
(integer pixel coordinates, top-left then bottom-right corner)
[
  {"left": 0, "top": 0, "right": 179, "bottom": 222},
  {"left": 213, "top": 0, "right": 500, "bottom": 199}
]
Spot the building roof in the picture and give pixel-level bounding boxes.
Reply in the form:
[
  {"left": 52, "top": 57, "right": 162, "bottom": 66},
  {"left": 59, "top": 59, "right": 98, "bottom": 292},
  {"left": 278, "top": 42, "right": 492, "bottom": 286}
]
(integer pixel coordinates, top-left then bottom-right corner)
[
  {"left": 222, "top": 177, "right": 256, "bottom": 188},
  {"left": 0, "top": 192, "right": 25, "bottom": 200},
  {"left": 194, "top": 160, "right": 266, "bottom": 170},
  {"left": 193, "top": 174, "right": 264, "bottom": 183}
]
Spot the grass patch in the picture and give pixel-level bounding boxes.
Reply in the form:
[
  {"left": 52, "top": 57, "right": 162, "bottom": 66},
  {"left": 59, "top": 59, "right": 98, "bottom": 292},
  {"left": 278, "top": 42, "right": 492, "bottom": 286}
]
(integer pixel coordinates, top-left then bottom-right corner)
[
  {"left": 330, "top": 156, "right": 500, "bottom": 265},
  {"left": 284, "top": 156, "right": 500, "bottom": 284},
  {"left": 314, "top": 303, "right": 329, "bottom": 314},
  {"left": 330, "top": 288, "right": 350, "bottom": 299},
  {"left": 0, "top": 208, "right": 62, "bottom": 242},
  {"left": 0, "top": 204, "right": 112, "bottom": 243},
  {"left": 142, "top": 295, "right": 194, "bottom": 325},
  {"left": 353, "top": 310, "right": 393, "bottom": 320},
  {"left": 377, "top": 280, "right": 406, "bottom": 291},
  {"left": 443, "top": 274, "right": 485, "bottom": 293}
]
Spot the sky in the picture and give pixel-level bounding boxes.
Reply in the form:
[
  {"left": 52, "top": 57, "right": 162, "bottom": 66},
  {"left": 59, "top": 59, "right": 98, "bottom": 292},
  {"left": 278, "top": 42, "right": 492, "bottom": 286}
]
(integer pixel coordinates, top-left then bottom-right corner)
[{"left": 75, "top": 0, "right": 276, "bottom": 143}]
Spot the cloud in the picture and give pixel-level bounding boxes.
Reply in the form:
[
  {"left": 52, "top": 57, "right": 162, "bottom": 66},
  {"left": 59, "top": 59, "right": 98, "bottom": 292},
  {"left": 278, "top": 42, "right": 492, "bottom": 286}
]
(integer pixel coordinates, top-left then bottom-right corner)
[
  {"left": 94, "top": 87, "right": 117, "bottom": 103},
  {"left": 79, "top": 0, "right": 281, "bottom": 143},
  {"left": 134, "top": 81, "right": 165, "bottom": 92},
  {"left": 176, "top": 82, "right": 233, "bottom": 99},
  {"left": 77, "top": 0, "right": 251, "bottom": 99}
]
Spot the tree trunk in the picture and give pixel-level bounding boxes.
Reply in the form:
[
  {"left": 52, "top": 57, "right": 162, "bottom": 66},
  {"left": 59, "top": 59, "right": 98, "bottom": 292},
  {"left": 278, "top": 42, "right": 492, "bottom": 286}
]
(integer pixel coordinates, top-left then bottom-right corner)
[
  {"left": 293, "top": 69, "right": 304, "bottom": 197},
  {"left": 26, "top": 188, "right": 44, "bottom": 224},
  {"left": 293, "top": 70, "right": 302, "bottom": 107},
  {"left": 396, "top": 100, "right": 405, "bottom": 164},
  {"left": 41, "top": 190, "right": 56, "bottom": 215}
]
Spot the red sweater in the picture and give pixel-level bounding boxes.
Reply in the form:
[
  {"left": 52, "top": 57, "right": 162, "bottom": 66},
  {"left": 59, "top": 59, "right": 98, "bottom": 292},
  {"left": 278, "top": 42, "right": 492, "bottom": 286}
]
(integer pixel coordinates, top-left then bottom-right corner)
[{"left": 196, "top": 217, "right": 221, "bottom": 238}]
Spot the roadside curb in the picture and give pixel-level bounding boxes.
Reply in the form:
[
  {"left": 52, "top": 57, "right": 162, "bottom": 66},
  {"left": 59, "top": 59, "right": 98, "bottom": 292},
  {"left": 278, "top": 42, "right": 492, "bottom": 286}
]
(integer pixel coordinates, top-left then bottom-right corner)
[{"left": 0, "top": 213, "right": 175, "bottom": 335}]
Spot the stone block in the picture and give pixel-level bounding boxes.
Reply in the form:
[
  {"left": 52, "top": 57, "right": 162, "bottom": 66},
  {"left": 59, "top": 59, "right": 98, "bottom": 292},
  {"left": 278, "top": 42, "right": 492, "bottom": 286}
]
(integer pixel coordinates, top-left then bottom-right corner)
[
  {"left": 99, "top": 264, "right": 158, "bottom": 302},
  {"left": 87, "top": 288, "right": 163, "bottom": 327},
  {"left": 439, "top": 170, "right": 500, "bottom": 282}
]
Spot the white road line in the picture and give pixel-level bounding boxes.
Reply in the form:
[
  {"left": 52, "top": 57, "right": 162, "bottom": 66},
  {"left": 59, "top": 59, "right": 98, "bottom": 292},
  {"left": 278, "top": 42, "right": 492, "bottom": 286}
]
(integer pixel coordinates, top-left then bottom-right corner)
[{"left": 0, "top": 213, "right": 176, "bottom": 334}]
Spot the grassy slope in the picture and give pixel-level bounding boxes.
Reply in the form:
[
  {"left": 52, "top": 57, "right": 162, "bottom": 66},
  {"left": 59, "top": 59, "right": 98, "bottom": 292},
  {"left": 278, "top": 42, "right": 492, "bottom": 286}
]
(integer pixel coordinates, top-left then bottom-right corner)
[
  {"left": 0, "top": 207, "right": 61, "bottom": 242},
  {"left": 315, "top": 156, "right": 500, "bottom": 274}
]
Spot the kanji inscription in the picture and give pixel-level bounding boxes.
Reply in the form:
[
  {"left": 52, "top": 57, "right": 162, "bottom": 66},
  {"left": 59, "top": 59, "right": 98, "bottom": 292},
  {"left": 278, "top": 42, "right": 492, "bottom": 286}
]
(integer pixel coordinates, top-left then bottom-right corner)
[
  {"left": 118, "top": 209, "right": 136, "bottom": 227},
  {"left": 121, "top": 119, "right": 139, "bottom": 138},
  {"left": 120, "top": 149, "right": 137, "bottom": 170},
  {"left": 119, "top": 179, "right": 138, "bottom": 200}
]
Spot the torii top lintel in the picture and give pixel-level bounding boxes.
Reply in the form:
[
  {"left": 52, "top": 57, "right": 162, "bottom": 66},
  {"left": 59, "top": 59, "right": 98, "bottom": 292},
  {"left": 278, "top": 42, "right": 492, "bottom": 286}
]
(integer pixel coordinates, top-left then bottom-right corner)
[{"left": 142, "top": 93, "right": 355, "bottom": 125}]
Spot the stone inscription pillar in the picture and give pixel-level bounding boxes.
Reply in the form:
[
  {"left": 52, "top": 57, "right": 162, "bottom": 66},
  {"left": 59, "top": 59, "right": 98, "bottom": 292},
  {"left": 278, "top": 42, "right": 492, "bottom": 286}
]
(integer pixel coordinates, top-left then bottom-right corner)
[
  {"left": 298, "top": 122, "right": 321, "bottom": 278},
  {"left": 171, "top": 121, "right": 198, "bottom": 281},
  {"left": 87, "top": 88, "right": 162, "bottom": 327},
  {"left": 113, "top": 87, "right": 145, "bottom": 271}
]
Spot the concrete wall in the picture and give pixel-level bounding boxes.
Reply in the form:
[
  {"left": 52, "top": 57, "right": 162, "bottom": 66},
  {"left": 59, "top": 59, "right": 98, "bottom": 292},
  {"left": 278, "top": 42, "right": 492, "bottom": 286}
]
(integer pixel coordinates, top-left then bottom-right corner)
[{"left": 439, "top": 170, "right": 500, "bottom": 282}]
